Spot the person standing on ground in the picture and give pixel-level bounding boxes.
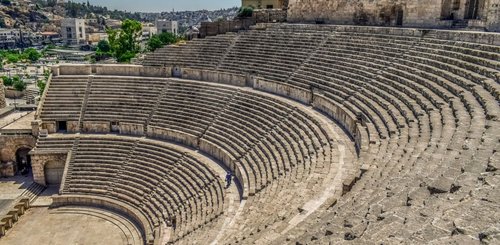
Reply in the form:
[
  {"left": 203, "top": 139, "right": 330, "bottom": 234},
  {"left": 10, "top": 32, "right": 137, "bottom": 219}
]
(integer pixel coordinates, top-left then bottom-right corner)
[{"left": 225, "top": 171, "right": 232, "bottom": 188}]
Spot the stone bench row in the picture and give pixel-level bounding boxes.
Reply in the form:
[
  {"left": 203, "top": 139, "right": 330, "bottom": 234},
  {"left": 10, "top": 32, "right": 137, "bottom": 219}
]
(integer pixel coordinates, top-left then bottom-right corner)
[
  {"left": 34, "top": 134, "right": 225, "bottom": 242},
  {"left": 237, "top": 28, "right": 497, "bottom": 244},
  {"left": 40, "top": 78, "right": 88, "bottom": 121}
]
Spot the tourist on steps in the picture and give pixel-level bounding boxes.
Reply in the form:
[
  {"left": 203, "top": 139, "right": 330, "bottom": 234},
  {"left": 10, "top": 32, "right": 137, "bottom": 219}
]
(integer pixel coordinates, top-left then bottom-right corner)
[{"left": 225, "top": 171, "right": 232, "bottom": 188}]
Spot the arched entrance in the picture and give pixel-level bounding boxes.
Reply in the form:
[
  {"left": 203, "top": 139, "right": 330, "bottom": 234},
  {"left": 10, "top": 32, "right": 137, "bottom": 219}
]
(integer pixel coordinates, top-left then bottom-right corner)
[
  {"left": 15, "top": 147, "right": 32, "bottom": 176},
  {"left": 44, "top": 161, "right": 64, "bottom": 186}
]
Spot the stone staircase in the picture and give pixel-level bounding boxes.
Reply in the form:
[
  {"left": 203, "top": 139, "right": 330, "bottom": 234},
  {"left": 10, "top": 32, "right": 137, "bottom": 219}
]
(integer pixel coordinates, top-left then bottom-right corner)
[
  {"left": 107, "top": 139, "right": 140, "bottom": 194},
  {"left": 286, "top": 33, "right": 332, "bottom": 83},
  {"left": 198, "top": 90, "right": 241, "bottom": 143},
  {"left": 216, "top": 34, "right": 241, "bottom": 70},
  {"left": 78, "top": 76, "right": 93, "bottom": 132},
  {"left": 21, "top": 182, "right": 47, "bottom": 204},
  {"left": 145, "top": 81, "right": 170, "bottom": 131}
]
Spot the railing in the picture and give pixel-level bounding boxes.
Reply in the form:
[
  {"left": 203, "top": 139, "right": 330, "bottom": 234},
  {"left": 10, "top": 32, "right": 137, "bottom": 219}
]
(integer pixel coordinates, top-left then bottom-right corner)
[{"left": 35, "top": 73, "right": 52, "bottom": 120}]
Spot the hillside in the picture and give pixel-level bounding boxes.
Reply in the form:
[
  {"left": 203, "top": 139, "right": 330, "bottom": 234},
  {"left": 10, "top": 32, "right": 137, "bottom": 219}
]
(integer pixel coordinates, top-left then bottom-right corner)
[
  {"left": 0, "top": 1, "right": 238, "bottom": 34},
  {"left": 0, "top": 0, "right": 49, "bottom": 30}
]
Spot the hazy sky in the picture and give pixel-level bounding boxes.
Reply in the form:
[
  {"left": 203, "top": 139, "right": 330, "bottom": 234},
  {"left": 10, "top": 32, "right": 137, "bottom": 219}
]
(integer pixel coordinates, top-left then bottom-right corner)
[{"left": 74, "top": 0, "right": 240, "bottom": 12}]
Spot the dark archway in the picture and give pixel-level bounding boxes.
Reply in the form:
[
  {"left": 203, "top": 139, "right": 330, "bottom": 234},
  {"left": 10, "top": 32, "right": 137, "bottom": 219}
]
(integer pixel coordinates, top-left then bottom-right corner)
[
  {"left": 465, "top": 0, "right": 485, "bottom": 19},
  {"left": 15, "top": 147, "right": 32, "bottom": 176},
  {"left": 396, "top": 7, "right": 404, "bottom": 26}
]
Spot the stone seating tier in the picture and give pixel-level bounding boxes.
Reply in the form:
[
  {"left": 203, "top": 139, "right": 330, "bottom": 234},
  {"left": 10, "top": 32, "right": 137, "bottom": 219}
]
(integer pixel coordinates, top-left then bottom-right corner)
[
  {"left": 38, "top": 73, "right": 344, "bottom": 244},
  {"left": 139, "top": 24, "right": 499, "bottom": 244},
  {"left": 33, "top": 134, "right": 225, "bottom": 242}
]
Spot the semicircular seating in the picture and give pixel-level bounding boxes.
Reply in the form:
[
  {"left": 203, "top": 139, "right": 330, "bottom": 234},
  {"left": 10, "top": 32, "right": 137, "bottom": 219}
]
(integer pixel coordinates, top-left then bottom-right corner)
[
  {"left": 36, "top": 75, "right": 345, "bottom": 244},
  {"left": 143, "top": 24, "right": 500, "bottom": 244},
  {"left": 34, "top": 134, "right": 225, "bottom": 242}
]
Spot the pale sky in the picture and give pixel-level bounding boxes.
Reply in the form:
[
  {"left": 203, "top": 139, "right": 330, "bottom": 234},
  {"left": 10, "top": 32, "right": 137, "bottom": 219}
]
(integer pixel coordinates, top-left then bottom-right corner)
[{"left": 74, "top": 0, "right": 240, "bottom": 12}]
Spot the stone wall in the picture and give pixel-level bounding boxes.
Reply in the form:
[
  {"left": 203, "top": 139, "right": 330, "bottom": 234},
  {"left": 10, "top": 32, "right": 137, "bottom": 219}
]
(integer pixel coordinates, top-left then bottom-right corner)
[
  {"left": 199, "top": 18, "right": 256, "bottom": 38},
  {"left": 52, "top": 65, "right": 171, "bottom": 78},
  {"left": 287, "top": 0, "right": 500, "bottom": 31},
  {"left": 5, "top": 88, "right": 25, "bottom": 99},
  {"left": 254, "top": 9, "right": 288, "bottom": 23},
  {"left": 253, "top": 78, "right": 312, "bottom": 104},
  {"left": 288, "top": 0, "right": 441, "bottom": 27},
  {"left": 242, "top": 0, "right": 285, "bottom": 9},
  {"left": 486, "top": 0, "right": 500, "bottom": 31},
  {"left": 0, "top": 82, "right": 6, "bottom": 109},
  {"left": 31, "top": 152, "right": 67, "bottom": 186},
  {"left": 52, "top": 194, "right": 154, "bottom": 244},
  {"left": 0, "top": 135, "right": 36, "bottom": 162},
  {"left": 180, "top": 68, "right": 247, "bottom": 87}
]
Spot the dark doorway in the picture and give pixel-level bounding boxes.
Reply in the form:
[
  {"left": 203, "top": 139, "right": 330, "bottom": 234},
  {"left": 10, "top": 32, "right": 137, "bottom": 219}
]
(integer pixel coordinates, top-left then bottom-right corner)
[
  {"left": 16, "top": 148, "right": 32, "bottom": 176},
  {"left": 111, "top": 121, "right": 120, "bottom": 133},
  {"left": 57, "top": 121, "right": 67, "bottom": 132},
  {"left": 396, "top": 9, "right": 404, "bottom": 26},
  {"left": 172, "top": 67, "right": 182, "bottom": 78},
  {"left": 465, "top": 0, "right": 480, "bottom": 19},
  {"left": 44, "top": 161, "right": 64, "bottom": 186}
]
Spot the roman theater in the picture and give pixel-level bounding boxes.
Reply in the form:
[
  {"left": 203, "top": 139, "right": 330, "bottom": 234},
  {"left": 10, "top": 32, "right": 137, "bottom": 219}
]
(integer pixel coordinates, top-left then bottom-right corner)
[{"left": 0, "top": 0, "right": 499, "bottom": 244}]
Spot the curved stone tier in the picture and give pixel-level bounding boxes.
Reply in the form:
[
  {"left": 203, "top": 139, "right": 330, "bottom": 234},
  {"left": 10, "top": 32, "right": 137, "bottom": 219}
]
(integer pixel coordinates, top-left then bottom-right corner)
[
  {"left": 36, "top": 73, "right": 348, "bottom": 244},
  {"left": 34, "top": 134, "right": 226, "bottom": 243},
  {"left": 141, "top": 24, "right": 500, "bottom": 244}
]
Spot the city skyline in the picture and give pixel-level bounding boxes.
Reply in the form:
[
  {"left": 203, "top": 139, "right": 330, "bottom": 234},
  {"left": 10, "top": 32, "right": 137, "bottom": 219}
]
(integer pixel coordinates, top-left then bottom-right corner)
[{"left": 74, "top": 0, "right": 240, "bottom": 12}]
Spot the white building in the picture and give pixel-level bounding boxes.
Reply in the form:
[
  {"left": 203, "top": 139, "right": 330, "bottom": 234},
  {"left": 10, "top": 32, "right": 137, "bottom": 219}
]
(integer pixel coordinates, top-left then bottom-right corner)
[
  {"left": 0, "top": 29, "right": 18, "bottom": 49},
  {"left": 155, "top": 20, "right": 178, "bottom": 36},
  {"left": 61, "top": 18, "right": 86, "bottom": 45},
  {"left": 142, "top": 26, "right": 158, "bottom": 40}
]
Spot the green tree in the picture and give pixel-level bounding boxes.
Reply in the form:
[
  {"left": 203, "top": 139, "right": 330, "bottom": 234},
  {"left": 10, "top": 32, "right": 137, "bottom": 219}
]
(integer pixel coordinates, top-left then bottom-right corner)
[
  {"left": 147, "top": 32, "right": 179, "bottom": 52},
  {"left": 6, "top": 53, "right": 19, "bottom": 63},
  {"left": 95, "top": 40, "right": 112, "bottom": 61},
  {"left": 43, "top": 69, "right": 51, "bottom": 80},
  {"left": 238, "top": 6, "right": 254, "bottom": 17},
  {"left": 96, "top": 40, "right": 111, "bottom": 53},
  {"left": 12, "top": 75, "right": 20, "bottom": 82},
  {"left": 13, "top": 78, "right": 26, "bottom": 92},
  {"left": 24, "top": 48, "right": 42, "bottom": 62},
  {"left": 147, "top": 35, "right": 163, "bottom": 52},
  {"left": 37, "top": 80, "right": 46, "bottom": 93},
  {"left": 158, "top": 32, "right": 178, "bottom": 44},
  {"left": 107, "top": 19, "right": 142, "bottom": 62},
  {"left": 2, "top": 75, "right": 13, "bottom": 86}
]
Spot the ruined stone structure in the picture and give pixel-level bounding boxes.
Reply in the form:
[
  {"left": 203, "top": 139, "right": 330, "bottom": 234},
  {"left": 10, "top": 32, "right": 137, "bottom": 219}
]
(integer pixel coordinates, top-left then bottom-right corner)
[
  {"left": 2, "top": 22, "right": 499, "bottom": 244},
  {"left": 287, "top": 0, "right": 500, "bottom": 31},
  {"left": 243, "top": 0, "right": 287, "bottom": 9},
  {"left": 0, "top": 111, "right": 36, "bottom": 177}
]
